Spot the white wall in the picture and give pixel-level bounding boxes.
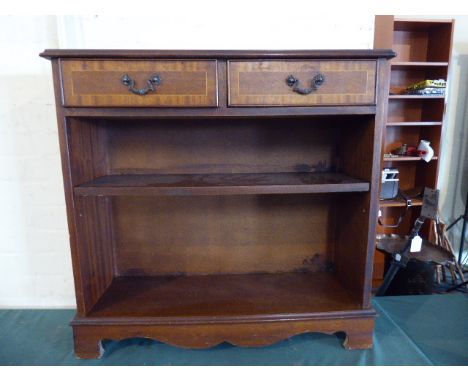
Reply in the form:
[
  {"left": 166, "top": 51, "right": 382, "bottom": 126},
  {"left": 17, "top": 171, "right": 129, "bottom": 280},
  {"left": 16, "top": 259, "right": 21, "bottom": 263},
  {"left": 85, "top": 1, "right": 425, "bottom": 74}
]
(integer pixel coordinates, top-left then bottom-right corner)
[
  {"left": 0, "top": 14, "right": 465, "bottom": 307},
  {"left": 0, "top": 16, "right": 75, "bottom": 307}
]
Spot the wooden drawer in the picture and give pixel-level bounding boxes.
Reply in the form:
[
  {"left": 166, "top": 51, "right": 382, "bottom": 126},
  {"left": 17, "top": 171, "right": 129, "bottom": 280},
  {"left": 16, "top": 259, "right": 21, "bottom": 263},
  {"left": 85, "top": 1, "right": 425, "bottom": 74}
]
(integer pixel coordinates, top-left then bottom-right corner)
[
  {"left": 60, "top": 60, "right": 218, "bottom": 107},
  {"left": 228, "top": 60, "right": 376, "bottom": 106}
]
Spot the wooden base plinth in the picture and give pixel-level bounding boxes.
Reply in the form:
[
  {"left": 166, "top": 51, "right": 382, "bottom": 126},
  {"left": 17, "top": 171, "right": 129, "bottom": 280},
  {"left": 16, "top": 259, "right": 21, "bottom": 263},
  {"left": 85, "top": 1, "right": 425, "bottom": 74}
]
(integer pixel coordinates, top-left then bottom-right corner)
[{"left": 72, "top": 313, "right": 376, "bottom": 359}]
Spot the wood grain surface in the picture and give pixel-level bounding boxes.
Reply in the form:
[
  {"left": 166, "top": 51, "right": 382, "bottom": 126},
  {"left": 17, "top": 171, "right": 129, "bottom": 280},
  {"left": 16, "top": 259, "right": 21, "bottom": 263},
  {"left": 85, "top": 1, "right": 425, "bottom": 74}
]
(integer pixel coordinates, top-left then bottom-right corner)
[
  {"left": 60, "top": 60, "right": 218, "bottom": 107},
  {"left": 88, "top": 272, "right": 360, "bottom": 318},
  {"left": 228, "top": 60, "right": 376, "bottom": 106},
  {"left": 111, "top": 194, "right": 336, "bottom": 276},
  {"left": 74, "top": 172, "right": 370, "bottom": 196}
]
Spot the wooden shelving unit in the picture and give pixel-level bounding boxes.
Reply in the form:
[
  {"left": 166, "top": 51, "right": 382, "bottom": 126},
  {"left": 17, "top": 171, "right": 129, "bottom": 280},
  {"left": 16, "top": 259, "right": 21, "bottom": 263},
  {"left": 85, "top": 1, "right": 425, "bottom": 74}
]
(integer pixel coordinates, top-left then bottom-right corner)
[
  {"left": 383, "top": 156, "right": 438, "bottom": 162},
  {"left": 388, "top": 95, "right": 445, "bottom": 99},
  {"left": 379, "top": 196, "right": 424, "bottom": 208},
  {"left": 373, "top": 16, "right": 454, "bottom": 286},
  {"left": 386, "top": 122, "right": 442, "bottom": 126}
]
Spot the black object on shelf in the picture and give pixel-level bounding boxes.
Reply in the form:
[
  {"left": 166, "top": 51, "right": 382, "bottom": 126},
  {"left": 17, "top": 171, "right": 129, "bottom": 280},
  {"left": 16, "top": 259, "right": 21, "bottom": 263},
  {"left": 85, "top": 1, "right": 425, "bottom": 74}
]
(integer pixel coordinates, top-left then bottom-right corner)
[{"left": 446, "top": 190, "right": 468, "bottom": 265}]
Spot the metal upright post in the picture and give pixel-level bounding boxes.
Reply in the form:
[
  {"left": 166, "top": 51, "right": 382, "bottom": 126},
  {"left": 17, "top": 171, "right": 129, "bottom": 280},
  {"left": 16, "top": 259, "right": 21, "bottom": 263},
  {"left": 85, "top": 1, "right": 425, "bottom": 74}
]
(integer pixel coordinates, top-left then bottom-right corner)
[
  {"left": 447, "top": 191, "right": 468, "bottom": 265},
  {"left": 458, "top": 191, "right": 468, "bottom": 265}
]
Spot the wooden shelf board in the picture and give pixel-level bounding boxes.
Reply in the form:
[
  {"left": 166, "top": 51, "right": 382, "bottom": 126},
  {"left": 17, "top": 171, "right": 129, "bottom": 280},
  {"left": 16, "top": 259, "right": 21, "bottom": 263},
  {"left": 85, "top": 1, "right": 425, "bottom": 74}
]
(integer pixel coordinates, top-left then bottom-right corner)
[
  {"left": 394, "top": 18, "right": 453, "bottom": 23},
  {"left": 62, "top": 106, "right": 379, "bottom": 118},
  {"left": 389, "top": 95, "right": 445, "bottom": 99},
  {"left": 383, "top": 156, "right": 438, "bottom": 162},
  {"left": 386, "top": 122, "right": 442, "bottom": 127},
  {"left": 391, "top": 61, "right": 448, "bottom": 67},
  {"left": 74, "top": 172, "right": 370, "bottom": 196},
  {"left": 393, "top": 19, "right": 454, "bottom": 31},
  {"left": 87, "top": 272, "right": 361, "bottom": 321},
  {"left": 380, "top": 196, "right": 423, "bottom": 208}
]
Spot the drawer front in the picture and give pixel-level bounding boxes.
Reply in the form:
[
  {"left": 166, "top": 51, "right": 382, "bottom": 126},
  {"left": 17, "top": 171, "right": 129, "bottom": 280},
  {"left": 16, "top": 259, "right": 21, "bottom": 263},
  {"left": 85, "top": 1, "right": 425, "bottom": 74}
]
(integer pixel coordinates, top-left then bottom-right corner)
[
  {"left": 60, "top": 60, "right": 218, "bottom": 107},
  {"left": 228, "top": 60, "right": 376, "bottom": 106}
]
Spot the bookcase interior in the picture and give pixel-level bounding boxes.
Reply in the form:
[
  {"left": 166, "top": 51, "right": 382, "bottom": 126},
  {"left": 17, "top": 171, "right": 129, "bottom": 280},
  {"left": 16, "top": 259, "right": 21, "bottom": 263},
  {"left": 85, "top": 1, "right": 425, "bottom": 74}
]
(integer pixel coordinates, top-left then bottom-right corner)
[
  {"left": 392, "top": 20, "right": 452, "bottom": 63},
  {"left": 68, "top": 115, "right": 375, "bottom": 317}
]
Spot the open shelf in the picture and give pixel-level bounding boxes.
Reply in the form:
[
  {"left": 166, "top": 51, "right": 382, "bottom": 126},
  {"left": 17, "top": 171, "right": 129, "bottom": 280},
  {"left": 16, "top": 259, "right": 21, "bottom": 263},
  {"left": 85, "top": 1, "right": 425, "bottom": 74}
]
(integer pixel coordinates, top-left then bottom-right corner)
[
  {"left": 391, "top": 61, "right": 448, "bottom": 67},
  {"left": 391, "top": 19, "right": 453, "bottom": 63},
  {"left": 389, "top": 63, "right": 448, "bottom": 96},
  {"left": 386, "top": 98, "right": 445, "bottom": 124},
  {"left": 389, "top": 95, "right": 445, "bottom": 99},
  {"left": 383, "top": 155, "right": 438, "bottom": 162},
  {"left": 386, "top": 121, "right": 442, "bottom": 127},
  {"left": 380, "top": 196, "right": 423, "bottom": 208},
  {"left": 394, "top": 18, "right": 454, "bottom": 30},
  {"left": 87, "top": 272, "right": 361, "bottom": 320},
  {"left": 74, "top": 172, "right": 370, "bottom": 196}
]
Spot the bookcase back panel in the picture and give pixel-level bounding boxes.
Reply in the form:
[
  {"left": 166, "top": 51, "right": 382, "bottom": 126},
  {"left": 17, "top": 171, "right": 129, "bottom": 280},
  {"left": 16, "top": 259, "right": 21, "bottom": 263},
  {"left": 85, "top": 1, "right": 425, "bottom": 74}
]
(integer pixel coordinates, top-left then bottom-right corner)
[
  {"left": 390, "top": 67, "right": 448, "bottom": 95},
  {"left": 379, "top": 161, "right": 438, "bottom": 190},
  {"left": 392, "top": 22, "right": 452, "bottom": 63},
  {"left": 112, "top": 194, "right": 336, "bottom": 276},
  {"left": 106, "top": 118, "right": 340, "bottom": 175},
  {"left": 385, "top": 125, "right": 441, "bottom": 154},
  {"left": 377, "top": 207, "right": 422, "bottom": 235},
  {"left": 387, "top": 99, "right": 444, "bottom": 122},
  {"left": 393, "top": 30, "right": 430, "bottom": 62}
]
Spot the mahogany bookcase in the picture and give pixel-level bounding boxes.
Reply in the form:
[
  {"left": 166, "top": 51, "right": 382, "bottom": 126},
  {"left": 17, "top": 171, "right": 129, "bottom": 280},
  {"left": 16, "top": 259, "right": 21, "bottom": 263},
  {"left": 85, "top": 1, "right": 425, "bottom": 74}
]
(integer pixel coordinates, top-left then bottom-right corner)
[{"left": 41, "top": 49, "right": 394, "bottom": 358}]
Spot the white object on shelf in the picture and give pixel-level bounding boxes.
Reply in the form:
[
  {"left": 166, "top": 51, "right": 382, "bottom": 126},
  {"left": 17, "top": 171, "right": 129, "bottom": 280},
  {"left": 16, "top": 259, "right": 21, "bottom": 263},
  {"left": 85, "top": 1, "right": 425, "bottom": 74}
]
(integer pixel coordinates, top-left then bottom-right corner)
[{"left": 418, "top": 140, "right": 434, "bottom": 162}]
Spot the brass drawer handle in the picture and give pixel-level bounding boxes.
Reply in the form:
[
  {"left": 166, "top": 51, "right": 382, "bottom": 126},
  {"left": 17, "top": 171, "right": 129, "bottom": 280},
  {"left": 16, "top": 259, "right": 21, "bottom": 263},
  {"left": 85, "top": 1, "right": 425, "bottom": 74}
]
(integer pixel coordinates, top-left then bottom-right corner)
[
  {"left": 286, "top": 73, "right": 325, "bottom": 95},
  {"left": 121, "top": 74, "right": 161, "bottom": 95}
]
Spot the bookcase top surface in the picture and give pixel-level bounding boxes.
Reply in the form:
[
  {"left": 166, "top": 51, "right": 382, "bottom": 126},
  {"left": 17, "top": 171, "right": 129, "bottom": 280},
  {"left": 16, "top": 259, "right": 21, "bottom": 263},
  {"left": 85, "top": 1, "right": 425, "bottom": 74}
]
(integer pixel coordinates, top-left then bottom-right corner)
[{"left": 40, "top": 49, "right": 396, "bottom": 60}]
